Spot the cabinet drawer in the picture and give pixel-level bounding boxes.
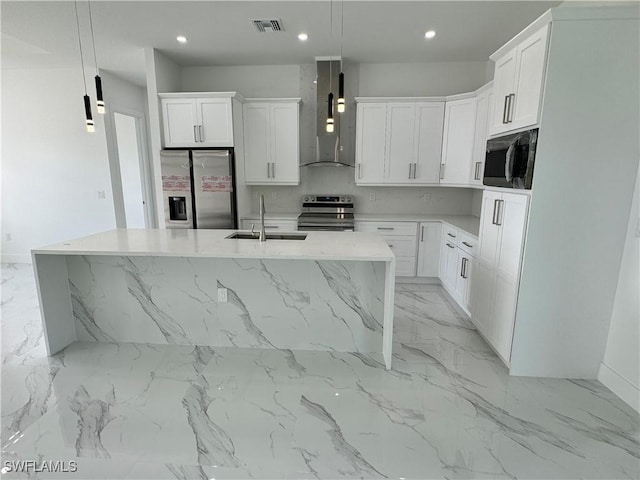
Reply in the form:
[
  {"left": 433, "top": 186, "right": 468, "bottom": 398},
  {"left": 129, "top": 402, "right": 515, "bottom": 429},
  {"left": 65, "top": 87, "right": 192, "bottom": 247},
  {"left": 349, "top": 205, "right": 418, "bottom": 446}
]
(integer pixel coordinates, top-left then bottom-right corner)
[
  {"left": 356, "top": 221, "right": 418, "bottom": 236},
  {"left": 458, "top": 232, "right": 477, "bottom": 257},
  {"left": 395, "top": 257, "right": 417, "bottom": 277},
  {"left": 442, "top": 225, "right": 459, "bottom": 245},
  {"left": 241, "top": 219, "right": 298, "bottom": 231},
  {"left": 383, "top": 237, "right": 417, "bottom": 257}
]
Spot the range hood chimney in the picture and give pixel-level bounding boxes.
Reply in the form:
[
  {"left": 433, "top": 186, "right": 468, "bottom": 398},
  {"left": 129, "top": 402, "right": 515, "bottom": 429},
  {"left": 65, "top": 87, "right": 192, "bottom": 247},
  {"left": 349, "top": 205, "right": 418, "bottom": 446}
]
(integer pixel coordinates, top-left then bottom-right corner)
[{"left": 302, "top": 59, "right": 354, "bottom": 168}]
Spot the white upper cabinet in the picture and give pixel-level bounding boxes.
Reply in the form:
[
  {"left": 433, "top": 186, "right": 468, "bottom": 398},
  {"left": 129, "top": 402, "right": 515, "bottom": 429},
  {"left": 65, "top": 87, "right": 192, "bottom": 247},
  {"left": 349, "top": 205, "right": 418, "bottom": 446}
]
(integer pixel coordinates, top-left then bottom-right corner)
[
  {"left": 355, "top": 102, "right": 387, "bottom": 184},
  {"left": 355, "top": 99, "right": 444, "bottom": 186},
  {"left": 489, "top": 23, "right": 550, "bottom": 136},
  {"left": 440, "top": 96, "right": 476, "bottom": 185},
  {"left": 469, "top": 85, "right": 492, "bottom": 185},
  {"left": 161, "top": 95, "right": 234, "bottom": 148},
  {"left": 243, "top": 100, "right": 300, "bottom": 185}
]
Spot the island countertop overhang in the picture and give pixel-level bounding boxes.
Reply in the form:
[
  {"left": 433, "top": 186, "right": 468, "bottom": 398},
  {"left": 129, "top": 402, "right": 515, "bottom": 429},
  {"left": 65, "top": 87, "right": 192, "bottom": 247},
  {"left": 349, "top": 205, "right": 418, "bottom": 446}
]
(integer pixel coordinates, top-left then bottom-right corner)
[{"left": 31, "top": 229, "right": 395, "bottom": 262}]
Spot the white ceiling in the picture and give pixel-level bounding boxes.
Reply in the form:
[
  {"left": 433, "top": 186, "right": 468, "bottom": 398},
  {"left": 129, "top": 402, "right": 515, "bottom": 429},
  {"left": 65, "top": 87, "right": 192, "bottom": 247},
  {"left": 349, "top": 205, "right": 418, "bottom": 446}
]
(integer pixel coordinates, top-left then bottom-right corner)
[{"left": 2, "top": 1, "right": 562, "bottom": 86}]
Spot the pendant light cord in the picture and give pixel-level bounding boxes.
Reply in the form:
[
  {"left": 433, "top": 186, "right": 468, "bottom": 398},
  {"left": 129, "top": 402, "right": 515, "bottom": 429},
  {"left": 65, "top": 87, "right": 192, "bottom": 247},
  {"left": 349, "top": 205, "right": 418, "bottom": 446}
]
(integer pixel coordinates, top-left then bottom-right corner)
[
  {"left": 74, "top": 0, "right": 88, "bottom": 93},
  {"left": 340, "top": 0, "right": 344, "bottom": 71},
  {"left": 329, "top": 0, "right": 333, "bottom": 93},
  {"left": 87, "top": 0, "right": 99, "bottom": 74}
]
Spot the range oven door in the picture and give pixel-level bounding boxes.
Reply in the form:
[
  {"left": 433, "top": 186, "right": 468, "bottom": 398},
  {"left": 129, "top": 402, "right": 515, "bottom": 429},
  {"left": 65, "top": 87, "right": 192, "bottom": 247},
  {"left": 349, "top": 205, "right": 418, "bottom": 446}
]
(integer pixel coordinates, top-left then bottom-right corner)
[{"left": 484, "top": 128, "right": 538, "bottom": 189}]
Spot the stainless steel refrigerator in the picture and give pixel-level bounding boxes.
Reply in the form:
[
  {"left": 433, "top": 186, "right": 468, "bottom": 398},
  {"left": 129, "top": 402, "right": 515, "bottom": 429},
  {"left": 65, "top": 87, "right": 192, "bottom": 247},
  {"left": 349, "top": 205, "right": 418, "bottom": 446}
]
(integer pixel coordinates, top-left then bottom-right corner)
[{"left": 160, "top": 149, "right": 237, "bottom": 229}]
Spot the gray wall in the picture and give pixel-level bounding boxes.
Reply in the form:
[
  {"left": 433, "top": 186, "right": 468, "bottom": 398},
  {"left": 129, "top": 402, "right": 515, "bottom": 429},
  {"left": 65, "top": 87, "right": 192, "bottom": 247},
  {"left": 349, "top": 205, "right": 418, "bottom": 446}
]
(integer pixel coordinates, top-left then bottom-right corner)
[{"left": 178, "top": 61, "right": 489, "bottom": 216}]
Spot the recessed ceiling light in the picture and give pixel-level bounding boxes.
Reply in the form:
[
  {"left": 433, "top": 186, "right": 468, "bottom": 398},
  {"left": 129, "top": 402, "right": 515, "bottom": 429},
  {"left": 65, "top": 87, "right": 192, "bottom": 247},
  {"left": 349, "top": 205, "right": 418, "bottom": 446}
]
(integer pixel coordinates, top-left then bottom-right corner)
[
  {"left": 298, "top": 32, "right": 308, "bottom": 41},
  {"left": 424, "top": 30, "right": 436, "bottom": 39},
  {"left": 176, "top": 35, "right": 188, "bottom": 44}
]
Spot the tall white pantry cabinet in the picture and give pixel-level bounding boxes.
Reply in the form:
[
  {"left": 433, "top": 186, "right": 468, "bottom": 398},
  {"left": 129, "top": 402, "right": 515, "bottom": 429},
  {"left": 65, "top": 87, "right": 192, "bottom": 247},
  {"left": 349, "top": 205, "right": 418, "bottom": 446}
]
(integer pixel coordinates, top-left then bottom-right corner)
[{"left": 487, "top": 6, "right": 639, "bottom": 378}]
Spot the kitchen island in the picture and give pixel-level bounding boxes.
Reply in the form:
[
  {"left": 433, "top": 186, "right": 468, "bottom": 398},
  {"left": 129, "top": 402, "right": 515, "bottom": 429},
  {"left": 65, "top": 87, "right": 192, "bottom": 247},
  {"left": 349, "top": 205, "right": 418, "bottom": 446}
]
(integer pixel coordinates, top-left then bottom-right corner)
[{"left": 32, "top": 229, "right": 396, "bottom": 368}]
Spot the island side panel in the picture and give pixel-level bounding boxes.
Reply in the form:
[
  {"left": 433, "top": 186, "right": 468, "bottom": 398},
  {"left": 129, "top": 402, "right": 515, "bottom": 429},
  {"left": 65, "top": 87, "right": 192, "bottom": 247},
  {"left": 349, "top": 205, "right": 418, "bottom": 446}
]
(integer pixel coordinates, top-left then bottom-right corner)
[
  {"left": 66, "top": 255, "right": 384, "bottom": 354},
  {"left": 32, "top": 254, "right": 77, "bottom": 355},
  {"left": 383, "top": 259, "right": 396, "bottom": 370}
]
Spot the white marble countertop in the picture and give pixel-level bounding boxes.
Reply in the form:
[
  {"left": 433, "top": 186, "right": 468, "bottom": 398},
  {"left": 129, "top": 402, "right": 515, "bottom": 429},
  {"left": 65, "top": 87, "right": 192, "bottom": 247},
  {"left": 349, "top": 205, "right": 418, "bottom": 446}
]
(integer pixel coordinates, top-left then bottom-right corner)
[{"left": 32, "top": 229, "right": 395, "bottom": 262}]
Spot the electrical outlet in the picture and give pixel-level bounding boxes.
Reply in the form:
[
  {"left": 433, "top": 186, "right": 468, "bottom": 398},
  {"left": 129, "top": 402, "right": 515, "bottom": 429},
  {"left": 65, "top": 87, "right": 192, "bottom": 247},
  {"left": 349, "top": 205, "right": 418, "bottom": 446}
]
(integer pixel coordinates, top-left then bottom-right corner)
[
  {"left": 4, "top": 233, "right": 12, "bottom": 241},
  {"left": 369, "top": 192, "right": 375, "bottom": 201},
  {"left": 271, "top": 192, "right": 277, "bottom": 200},
  {"left": 97, "top": 190, "right": 106, "bottom": 199},
  {"left": 217, "top": 288, "right": 228, "bottom": 303},
  {"left": 423, "top": 193, "right": 431, "bottom": 202}
]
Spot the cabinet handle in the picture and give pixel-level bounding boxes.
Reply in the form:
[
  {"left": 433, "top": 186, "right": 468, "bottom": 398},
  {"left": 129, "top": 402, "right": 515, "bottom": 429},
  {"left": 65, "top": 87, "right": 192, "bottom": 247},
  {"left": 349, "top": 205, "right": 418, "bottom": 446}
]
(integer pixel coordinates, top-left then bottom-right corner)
[
  {"left": 377, "top": 227, "right": 395, "bottom": 231},
  {"left": 358, "top": 163, "right": 362, "bottom": 179},
  {"left": 271, "top": 163, "right": 276, "bottom": 178},
  {"left": 408, "top": 163, "right": 412, "bottom": 180},
  {"left": 199, "top": 125, "right": 204, "bottom": 142},
  {"left": 194, "top": 125, "right": 198, "bottom": 142},
  {"left": 267, "top": 163, "right": 271, "bottom": 178},
  {"left": 413, "top": 163, "right": 417, "bottom": 179},
  {"left": 265, "top": 225, "right": 279, "bottom": 229},
  {"left": 502, "top": 95, "right": 510, "bottom": 124},
  {"left": 508, "top": 94, "right": 516, "bottom": 123},
  {"left": 475, "top": 162, "right": 482, "bottom": 180},
  {"left": 388, "top": 244, "right": 394, "bottom": 248},
  {"left": 460, "top": 257, "right": 465, "bottom": 278},
  {"left": 446, "top": 243, "right": 454, "bottom": 249},
  {"left": 496, "top": 199, "right": 504, "bottom": 226},
  {"left": 462, "top": 257, "right": 469, "bottom": 279},
  {"left": 439, "top": 164, "right": 445, "bottom": 180},
  {"left": 447, "top": 232, "right": 456, "bottom": 238},
  {"left": 492, "top": 199, "right": 499, "bottom": 225},
  {"left": 421, "top": 225, "right": 424, "bottom": 242},
  {"left": 462, "top": 241, "right": 473, "bottom": 248}
]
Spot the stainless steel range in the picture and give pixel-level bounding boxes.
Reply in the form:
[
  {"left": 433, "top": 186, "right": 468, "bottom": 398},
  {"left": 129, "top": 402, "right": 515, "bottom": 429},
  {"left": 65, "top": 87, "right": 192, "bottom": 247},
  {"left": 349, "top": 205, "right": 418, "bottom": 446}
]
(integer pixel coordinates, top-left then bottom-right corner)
[{"left": 297, "top": 195, "right": 354, "bottom": 231}]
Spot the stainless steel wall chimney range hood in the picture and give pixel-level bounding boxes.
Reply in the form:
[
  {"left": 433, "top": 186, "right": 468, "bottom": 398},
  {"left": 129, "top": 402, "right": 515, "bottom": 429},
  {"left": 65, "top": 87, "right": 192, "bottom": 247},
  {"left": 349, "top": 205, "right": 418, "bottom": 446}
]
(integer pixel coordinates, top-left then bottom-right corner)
[{"left": 302, "top": 59, "right": 354, "bottom": 168}]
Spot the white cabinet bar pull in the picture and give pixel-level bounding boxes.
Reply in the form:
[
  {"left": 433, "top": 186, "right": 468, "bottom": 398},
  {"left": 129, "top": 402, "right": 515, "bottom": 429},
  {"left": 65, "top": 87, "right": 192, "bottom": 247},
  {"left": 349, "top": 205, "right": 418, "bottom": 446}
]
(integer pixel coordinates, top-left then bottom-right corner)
[
  {"left": 413, "top": 163, "right": 417, "bottom": 179},
  {"left": 462, "top": 241, "right": 473, "bottom": 248},
  {"left": 377, "top": 227, "right": 395, "bottom": 230},
  {"left": 446, "top": 243, "right": 454, "bottom": 249},
  {"left": 272, "top": 162, "right": 276, "bottom": 178},
  {"left": 267, "top": 163, "right": 271, "bottom": 178},
  {"left": 496, "top": 199, "right": 504, "bottom": 226},
  {"left": 508, "top": 94, "right": 516, "bottom": 123},
  {"left": 199, "top": 125, "right": 204, "bottom": 142},
  {"left": 460, "top": 258, "right": 465, "bottom": 277},
  {"left": 194, "top": 126, "right": 198, "bottom": 142},
  {"left": 475, "top": 162, "right": 481, "bottom": 180},
  {"left": 409, "top": 164, "right": 412, "bottom": 179},
  {"left": 502, "top": 95, "right": 509, "bottom": 124},
  {"left": 421, "top": 225, "right": 424, "bottom": 242},
  {"left": 447, "top": 232, "right": 456, "bottom": 238},
  {"left": 492, "top": 199, "right": 499, "bottom": 225},
  {"left": 462, "top": 257, "right": 469, "bottom": 278}
]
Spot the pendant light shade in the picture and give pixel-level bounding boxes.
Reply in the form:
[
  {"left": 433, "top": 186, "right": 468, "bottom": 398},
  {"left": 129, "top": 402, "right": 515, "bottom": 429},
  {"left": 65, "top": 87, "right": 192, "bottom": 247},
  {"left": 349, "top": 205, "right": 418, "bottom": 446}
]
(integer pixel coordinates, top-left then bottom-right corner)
[
  {"left": 337, "top": 72, "right": 345, "bottom": 113},
  {"left": 95, "top": 75, "right": 105, "bottom": 113},
  {"left": 326, "top": 92, "right": 334, "bottom": 133},
  {"left": 84, "top": 94, "right": 95, "bottom": 132}
]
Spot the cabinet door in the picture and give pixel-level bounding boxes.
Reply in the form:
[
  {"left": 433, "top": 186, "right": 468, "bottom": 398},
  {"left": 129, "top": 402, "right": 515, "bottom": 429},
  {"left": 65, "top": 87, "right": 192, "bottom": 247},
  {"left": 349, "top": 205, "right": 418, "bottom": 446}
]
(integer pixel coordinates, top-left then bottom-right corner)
[
  {"left": 442, "top": 240, "right": 458, "bottom": 290},
  {"left": 355, "top": 103, "right": 387, "bottom": 184},
  {"left": 441, "top": 98, "right": 476, "bottom": 185},
  {"left": 270, "top": 103, "right": 299, "bottom": 184},
  {"left": 477, "top": 190, "right": 502, "bottom": 267},
  {"left": 510, "top": 24, "right": 549, "bottom": 131},
  {"left": 495, "top": 192, "right": 528, "bottom": 281},
  {"left": 469, "top": 258, "right": 495, "bottom": 340},
  {"left": 453, "top": 249, "right": 468, "bottom": 303},
  {"left": 385, "top": 103, "right": 416, "bottom": 183},
  {"left": 489, "top": 48, "right": 517, "bottom": 136},
  {"left": 491, "top": 273, "right": 518, "bottom": 363},
  {"left": 417, "top": 222, "right": 442, "bottom": 277},
  {"left": 469, "top": 89, "right": 490, "bottom": 185},
  {"left": 414, "top": 102, "right": 445, "bottom": 184},
  {"left": 243, "top": 103, "right": 271, "bottom": 183},
  {"left": 162, "top": 99, "right": 198, "bottom": 147},
  {"left": 197, "top": 98, "right": 234, "bottom": 147}
]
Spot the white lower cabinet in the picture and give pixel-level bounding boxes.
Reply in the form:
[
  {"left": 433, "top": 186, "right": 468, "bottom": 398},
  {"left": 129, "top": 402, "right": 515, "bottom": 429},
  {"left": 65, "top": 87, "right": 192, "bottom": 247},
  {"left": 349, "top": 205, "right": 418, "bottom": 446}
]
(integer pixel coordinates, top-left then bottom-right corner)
[
  {"left": 416, "top": 222, "right": 442, "bottom": 277},
  {"left": 240, "top": 218, "right": 297, "bottom": 231},
  {"left": 438, "top": 224, "right": 476, "bottom": 313},
  {"left": 469, "top": 190, "right": 529, "bottom": 365},
  {"left": 355, "top": 221, "right": 418, "bottom": 276}
]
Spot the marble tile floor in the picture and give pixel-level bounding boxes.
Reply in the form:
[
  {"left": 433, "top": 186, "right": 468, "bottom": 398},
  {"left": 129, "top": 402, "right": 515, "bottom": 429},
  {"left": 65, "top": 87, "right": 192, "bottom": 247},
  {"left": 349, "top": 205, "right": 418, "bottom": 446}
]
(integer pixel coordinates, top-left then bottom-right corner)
[{"left": 1, "top": 263, "right": 638, "bottom": 479}]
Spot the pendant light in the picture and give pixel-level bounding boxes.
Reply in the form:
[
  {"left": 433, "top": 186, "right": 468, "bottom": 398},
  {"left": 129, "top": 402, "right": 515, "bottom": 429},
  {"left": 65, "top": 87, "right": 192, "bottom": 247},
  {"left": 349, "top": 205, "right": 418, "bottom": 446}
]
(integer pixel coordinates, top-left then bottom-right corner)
[
  {"left": 337, "top": 0, "right": 345, "bottom": 113},
  {"left": 326, "top": 0, "right": 334, "bottom": 133},
  {"left": 74, "top": 1, "right": 94, "bottom": 132},
  {"left": 87, "top": 0, "right": 104, "bottom": 114}
]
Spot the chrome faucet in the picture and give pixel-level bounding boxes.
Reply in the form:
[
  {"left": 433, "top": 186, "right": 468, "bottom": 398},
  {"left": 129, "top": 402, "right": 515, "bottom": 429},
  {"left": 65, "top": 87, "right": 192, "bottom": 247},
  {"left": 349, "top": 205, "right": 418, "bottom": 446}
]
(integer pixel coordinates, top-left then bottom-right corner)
[{"left": 259, "top": 194, "right": 266, "bottom": 242}]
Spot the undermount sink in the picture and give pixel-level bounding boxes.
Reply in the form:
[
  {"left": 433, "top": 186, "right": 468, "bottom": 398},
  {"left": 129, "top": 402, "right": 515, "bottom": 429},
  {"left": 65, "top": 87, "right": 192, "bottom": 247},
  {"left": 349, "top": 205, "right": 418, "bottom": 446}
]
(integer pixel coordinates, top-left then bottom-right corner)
[{"left": 225, "top": 232, "right": 307, "bottom": 241}]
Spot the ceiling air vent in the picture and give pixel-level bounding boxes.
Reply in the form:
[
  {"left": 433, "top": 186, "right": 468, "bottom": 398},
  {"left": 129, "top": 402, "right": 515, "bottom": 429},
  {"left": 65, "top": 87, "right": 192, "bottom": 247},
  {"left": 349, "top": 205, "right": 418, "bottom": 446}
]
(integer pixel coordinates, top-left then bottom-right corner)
[{"left": 252, "top": 19, "right": 284, "bottom": 33}]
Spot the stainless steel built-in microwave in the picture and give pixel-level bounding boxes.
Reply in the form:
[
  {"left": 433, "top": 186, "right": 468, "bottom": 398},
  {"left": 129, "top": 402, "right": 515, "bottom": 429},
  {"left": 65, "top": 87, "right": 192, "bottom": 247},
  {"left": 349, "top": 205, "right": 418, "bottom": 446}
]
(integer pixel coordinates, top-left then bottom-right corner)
[{"left": 484, "top": 128, "right": 538, "bottom": 189}]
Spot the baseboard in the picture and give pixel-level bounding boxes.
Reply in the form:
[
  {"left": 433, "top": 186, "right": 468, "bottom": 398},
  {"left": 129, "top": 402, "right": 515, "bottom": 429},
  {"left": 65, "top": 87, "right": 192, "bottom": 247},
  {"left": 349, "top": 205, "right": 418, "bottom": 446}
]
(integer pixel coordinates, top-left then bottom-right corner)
[
  {"left": 1, "top": 253, "right": 32, "bottom": 264},
  {"left": 598, "top": 362, "right": 640, "bottom": 413}
]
